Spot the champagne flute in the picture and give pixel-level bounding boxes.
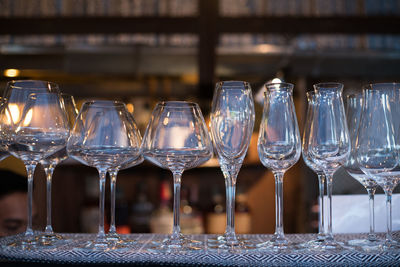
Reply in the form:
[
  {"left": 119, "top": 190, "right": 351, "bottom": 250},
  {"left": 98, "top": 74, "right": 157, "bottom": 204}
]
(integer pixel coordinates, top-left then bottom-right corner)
[
  {"left": 300, "top": 91, "right": 328, "bottom": 249},
  {"left": 106, "top": 112, "right": 142, "bottom": 248},
  {"left": 257, "top": 82, "right": 301, "bottom": 250},
  {"left": 209, "top": 81, "right": 255, "bottom": 250},
  {"left": 67, "top": 100, "right": 141, "bottom": 251},
  {"left": 142, "top": 101, "right": 213, "bottom": 252},
  {"left": 356, "top": 83, "right": 400, "bottom": 250},
  {"left": 38, "top": 94, "right": 79, "bottom": 246},
  {"left": 343, "top": 93, "right": 381, "bottom": 251},
  {"left": 308, "top": 82, "right": 350, "bottom": 251},
  {"left": 3, "top": 91, "right": 69, "bottom": 249}
]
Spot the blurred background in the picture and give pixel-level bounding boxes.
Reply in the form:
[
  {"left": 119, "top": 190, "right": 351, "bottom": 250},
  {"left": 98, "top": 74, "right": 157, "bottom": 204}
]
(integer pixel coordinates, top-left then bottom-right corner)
[{"left": 0, "top": 0, "right": 400, "bottom": 236}]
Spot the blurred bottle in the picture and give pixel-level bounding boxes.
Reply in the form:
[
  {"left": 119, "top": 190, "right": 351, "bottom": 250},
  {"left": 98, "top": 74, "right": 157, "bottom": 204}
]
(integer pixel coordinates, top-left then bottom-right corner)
[
  {"left": 180, "top": 184, "right": 204, "bottom": 234},
  {"left": 80, "top": 175, "right": 99, "bottom": 233},
  {"left": 114, "top": 186, "right": 131, "bottom": 234},
  {"left": 235, "top": 190, "right": 251, "bottom": 234},
  {"left": 206, "top": 188, "right": 226, "bottom": 234},
  {"left": 150, "top": 180, "right": 173, "bottom": 233},
  {"left": 130, "top": 182, "right": 153, "bottom": 233}
]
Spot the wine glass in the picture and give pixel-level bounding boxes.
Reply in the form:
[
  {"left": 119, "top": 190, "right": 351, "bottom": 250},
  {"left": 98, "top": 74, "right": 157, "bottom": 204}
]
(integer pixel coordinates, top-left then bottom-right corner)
[
  {"left": 343, "top": 93, "right": 382, "bottom": 251},
  {"left": 2, "top": 91, "right": 69, "bottom": 249},
  {"left": 142, "top": 101, "right": 213, "bottom": 252},
  {"left": 37, "top": 94, "right": 79, "bottom": 246},
  {"left": 308, "top": 82, "right": 350, "bottom": 251},
  {"left": 209, "top": 81, "right": 255, "bottom": 250},
  {"left": 0, "top": 97, "right": 10, "bottom": 162},
  {"left": 257, "top": 82, "right": 301, "bottom": 250},
  {"left": 106, "top": 112, "right": 142, "bottom": 248},
  {"left": 67, "top": 100, "right": 141, "bottom": 251},
  {"left": 300, "top": 91, "right": 327, "bottom": 249},
  {"left": 356, "top": 83, "right": 400, "bottom": 250}
]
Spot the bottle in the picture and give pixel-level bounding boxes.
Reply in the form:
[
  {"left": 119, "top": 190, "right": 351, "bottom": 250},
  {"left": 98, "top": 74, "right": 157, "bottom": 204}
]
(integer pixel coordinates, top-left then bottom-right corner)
[
  {"left": 149, "top": 180, "right": 173, "bottom": 233},
  {"left": 206, "top": 188, "right": 226, "bottom": 234},
  {"left": 180, "top": 184, "right": 204, "bottom": 234},
  {"left": 130, "top": 182, "right": 153, "bottom": 233},
  {"left": 235, "top": 191, "right": 252, "bottom": 234}
]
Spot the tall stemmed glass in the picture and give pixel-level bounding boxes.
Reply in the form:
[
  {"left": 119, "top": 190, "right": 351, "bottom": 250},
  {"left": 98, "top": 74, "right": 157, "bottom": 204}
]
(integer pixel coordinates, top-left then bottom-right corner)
[
  {"left": 308, "top": 82, "right": 350, "bottom": 251},
  {"left": 3, "top": 92, "right": 69, "bottom": 249},
  {"left": 301, "top": 91, "right": 327, "bottom": 249},
  {"left": 343, "top": 93, "right": 381, "bottom": 250},
  {"left": 257, "top": 82, "right": 301, "bottom": 250},
  {"left": 106, "top": 112, "right": 142, "bottom": 247},
  {"left": 209, "top": 81, "right": 255, "bottom": 250},
  {"left": 356, "top": 83, "right": 400, "bottom": 250},
  {"left": 142, "top": 101, "right": 213, "bottom": 251},
  {"left": 67, "top": 100, "right": 141, "bottom": 251},
  {"left": 0, "top": 97, "right": 10, "bottom": 162},
  {"left": 38, "top": 94, "right": 79, "bottom": 246}
]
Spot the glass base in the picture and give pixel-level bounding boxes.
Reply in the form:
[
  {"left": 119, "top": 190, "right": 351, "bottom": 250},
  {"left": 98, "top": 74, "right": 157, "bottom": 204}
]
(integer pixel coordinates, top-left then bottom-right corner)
[
  {"left": 207, "top": 234, "right": 256, "bottom": 251},
  {"left": 307, "top": 238, "right": 344, "bottom": 252},
  {"left": 4, "top": 236, "right": 38, "bottom": 250},
  {"left": 73, "top": 237, "right": 112, "bottom": 251},
  {"left": 37, "top": 233, "right": 65, "bottom": 247},
  {"left": 105, "top": 233, "right": 137, "bottom": 250},
  {"left": 257, "top": 235, "right": 292, "bottom": 251},
  {"left": 147, "top": 233, "right": 202, "bottom": 253},
  {"left": 345, "top": 238, "right": 383, "bottom": 252},
  {"left": 380, "top": 239, "right": 400, "bottom": 251}
]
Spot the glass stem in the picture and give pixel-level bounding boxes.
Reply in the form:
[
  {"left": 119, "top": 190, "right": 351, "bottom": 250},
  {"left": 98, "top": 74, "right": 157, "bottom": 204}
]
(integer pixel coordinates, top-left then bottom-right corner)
[
  {"left": 273, "top": 171, "right": 285, "bottom": 241},
  {"left": 25, "top": 164, "right": 36, "bottom": 237},
  {"left": 366, "top": 187, "right": 377, "bottom": 241},
  {"left": 172, "top": 171, "right": 182, "bottom": 239},
  {"left": 108, "top": 170, "right": 118, "bottom": 235},
  {"left": 325, "top": 173, "right": 334, "bottom": 241},
  {"left": 385, "top": 189, "right": 393, "bottom": 243},
  {"left": 97, "top": 169, "right": 107, "bottom": 240},
  {"left": 224, "top": 175, "right": 236, "bottom": 239},
  {"left": 44, "top": 165, "right": 55, "bottom": 234},
  {"left": 317, "top": 172, "right": 326, "bottom": 239}
]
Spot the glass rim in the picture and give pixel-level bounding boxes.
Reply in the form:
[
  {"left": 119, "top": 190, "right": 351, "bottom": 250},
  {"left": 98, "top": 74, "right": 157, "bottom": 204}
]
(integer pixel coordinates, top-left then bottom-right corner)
[
  {"left": 346, "top": 93, "right": 362, "bottom": 99},
  {"left": 363, "top": 82, "right": 400, "bottom": 90},
  {"left": 216, "top": 80, "right": 250, "bottom": 88},
  {"left": 83, "top": 100, "right": 126, "bottom": 108},
  {"left": 157, "top": 101, "right": 199, "bottom": 108},
  {"left": 313, "top": 82, "right": 343, "bottom": 89},
  {"left": 265, "top": 82, "right": 294, "bottom": 91},
  {"left": 6, "top": 79, "right": 59, "bottom": 90}
]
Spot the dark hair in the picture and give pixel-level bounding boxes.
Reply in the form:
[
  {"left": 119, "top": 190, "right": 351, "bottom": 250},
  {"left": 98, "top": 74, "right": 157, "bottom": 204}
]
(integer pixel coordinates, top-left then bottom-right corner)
[{"left": 0, "top": 170, "right": 27, "bottom": 200}]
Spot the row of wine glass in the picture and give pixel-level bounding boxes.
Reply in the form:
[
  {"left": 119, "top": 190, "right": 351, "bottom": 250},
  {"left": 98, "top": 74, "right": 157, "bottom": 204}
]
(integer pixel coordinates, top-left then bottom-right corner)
[{"left": 0, "top": 80, "right": 399, "bottom": 254}]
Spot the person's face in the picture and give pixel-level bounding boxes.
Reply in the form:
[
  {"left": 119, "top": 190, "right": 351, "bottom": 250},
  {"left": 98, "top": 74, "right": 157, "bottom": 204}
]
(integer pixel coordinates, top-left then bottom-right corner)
[{"left": 0, "top": 192, "right": 35, "bottom": 237}]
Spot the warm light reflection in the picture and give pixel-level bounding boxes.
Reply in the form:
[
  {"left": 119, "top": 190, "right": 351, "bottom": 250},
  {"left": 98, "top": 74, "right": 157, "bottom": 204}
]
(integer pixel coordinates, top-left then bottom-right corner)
[
  {"left": 271, "top": 78, "right": 282, "bottom": 83},
  {"left": 3, "top": 69, "right": 20, "bottom": 77},
  {"left": 126, "top": 103, "right": 134, "bottom": 113},
  {"left": 5, "top": 104, "right": 32, "bottom": 126}
]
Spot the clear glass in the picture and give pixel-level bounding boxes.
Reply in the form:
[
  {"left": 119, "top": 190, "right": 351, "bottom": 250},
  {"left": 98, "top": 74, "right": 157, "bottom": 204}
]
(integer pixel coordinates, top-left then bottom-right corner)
[
  {"left": 106, "top": 112, "right": 142, "bottom": 249},
  {"left": 0, "top": 87, "right": 69, "bottom": 250},
  {"left": 67, "top": 100, "right": 141, "bottom": 251},
  {"left": 0, "top": 97, "right": 9, "bottom": 162},
  {"left": 300, "top": 91, "right": 327, "bottom": 249},
  {"left": 209, "top": 81, "right": 255, "bottom": 250},
  {"left": 308, "top": 82, "right": 350, "bottom": 251},
  {"left": 356, "top": 83, "right": 400, "bottom": 250},
  {"left": 343, "top": 93, "right": 382, "bottom": 251},
  {"left": 38, "top": 94, "right": 79, "bottom": 246},
  {"left": 142, "top": 101, "right": 213, "bottom": 252},
  {"left": 257, "top": 82, "right": 301, "bottom": 251}
]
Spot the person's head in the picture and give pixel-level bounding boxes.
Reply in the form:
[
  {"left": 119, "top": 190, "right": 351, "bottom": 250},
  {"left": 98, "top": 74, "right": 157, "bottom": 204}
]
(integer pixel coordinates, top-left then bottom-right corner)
[{"left": 0, "top": 170, "right": 32, "bottom": 237}]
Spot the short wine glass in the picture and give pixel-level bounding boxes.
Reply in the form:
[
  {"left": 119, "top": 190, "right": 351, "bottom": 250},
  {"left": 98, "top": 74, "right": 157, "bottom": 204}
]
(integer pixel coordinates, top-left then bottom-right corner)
[
  {"left": 300, "top": 91, "right": 327, "bottom": 249},
  {"left": 356, "top": 83, "right": 400, "bottom": 251},
  {"left": 106, "top": 112, "right": 142, "bottom": 249},
  {"left": 142, "top": 101, "right": 213, "bottom": 252},
  {"left": 37, "top": 94, "right": 79, "bottom": 246},
  {"left": 343, "top": 93, "right": 382, "bottom": 251},
  {"left": 3, "top": 91, "right": 69, "bottom": 249},
  {"left": 308, "top": 82, "right": 350, "bottom": 251},
  {"left": 257, "top": 82, "right": 301, "bottom": 251},
  {"left": 209, "top": 81, "right": 255, "bottom": 250},
  {"left": 67, "top": 100, "right": 141, "bottom": 251}
]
